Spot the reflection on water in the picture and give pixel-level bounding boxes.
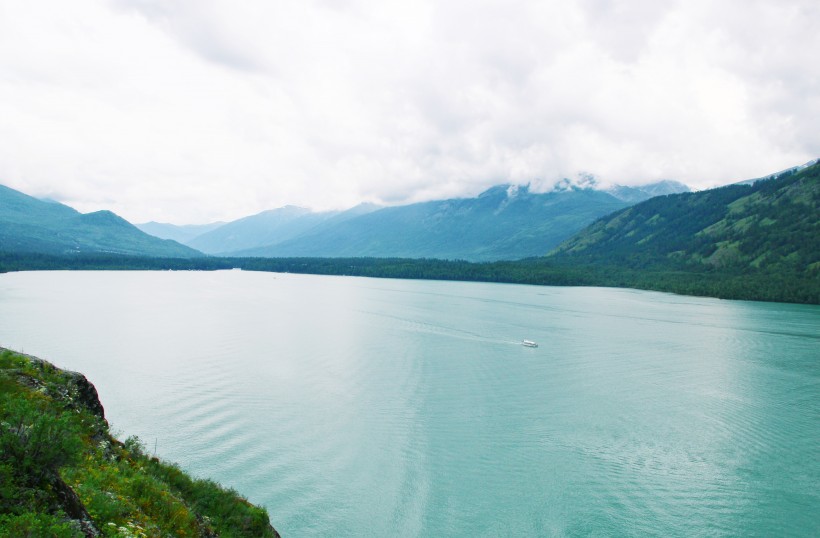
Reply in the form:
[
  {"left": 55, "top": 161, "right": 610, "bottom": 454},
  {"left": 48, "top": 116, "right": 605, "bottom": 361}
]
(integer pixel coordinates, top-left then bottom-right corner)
[{"left": 0, "top": 271, "right": 818, "bottom": 536}]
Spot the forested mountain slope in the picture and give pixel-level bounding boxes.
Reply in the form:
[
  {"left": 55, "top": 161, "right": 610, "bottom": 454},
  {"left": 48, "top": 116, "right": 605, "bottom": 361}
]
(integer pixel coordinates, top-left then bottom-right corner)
[
  {"left": 0, "top": 184, "right": 201, "bottom": 258},
  {"left": 552, "top": 161, "right": 820, "bottom": 278}
]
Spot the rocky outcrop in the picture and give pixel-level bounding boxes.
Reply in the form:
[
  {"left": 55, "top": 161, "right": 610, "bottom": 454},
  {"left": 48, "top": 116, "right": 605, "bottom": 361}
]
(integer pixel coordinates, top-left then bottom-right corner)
[
  {"left": 5, "top": 350, "right": 106, "bottom": 423},
  {"left": 62, "top": 368, "right": 106, "bottom": 420},
  {"left": 0, "top": 347, "right": 280, "bottom": 537},
  {"left": 52, "top": 476, "right": 101, "bottom": 537}
]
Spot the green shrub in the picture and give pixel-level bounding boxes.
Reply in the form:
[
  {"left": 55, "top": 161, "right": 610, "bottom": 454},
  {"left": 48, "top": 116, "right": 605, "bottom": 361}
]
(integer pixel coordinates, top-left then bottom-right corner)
[
  {"left": 0, "top": 512, "right": 83, "bottom": 538},
  {"left": 0, "top": 396, "right": 84, "bottom": 486}
]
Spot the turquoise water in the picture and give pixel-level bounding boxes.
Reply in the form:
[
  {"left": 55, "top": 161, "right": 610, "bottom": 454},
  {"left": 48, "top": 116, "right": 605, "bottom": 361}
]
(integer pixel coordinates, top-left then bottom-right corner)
[{"left": 0, "top": 270, "right": 818, "bottom": 536}]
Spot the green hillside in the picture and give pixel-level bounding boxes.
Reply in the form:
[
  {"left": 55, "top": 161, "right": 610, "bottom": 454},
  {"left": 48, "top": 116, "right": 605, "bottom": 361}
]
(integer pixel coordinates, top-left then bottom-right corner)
[
  {"left": 0, "top": 185, "right": 202, "bottom": 258},
  {"left": 552, "top": 161, "right": 820, "bottom": 275},
  {"left": 0, "top": 347, "right": 279, "bottom": 537}
]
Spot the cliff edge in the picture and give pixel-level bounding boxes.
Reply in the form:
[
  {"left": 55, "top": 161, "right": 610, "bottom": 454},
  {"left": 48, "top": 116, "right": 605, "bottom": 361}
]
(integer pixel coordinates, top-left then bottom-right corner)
[{"left": 0, "top": 347, "right": 280, "bottom": 537}]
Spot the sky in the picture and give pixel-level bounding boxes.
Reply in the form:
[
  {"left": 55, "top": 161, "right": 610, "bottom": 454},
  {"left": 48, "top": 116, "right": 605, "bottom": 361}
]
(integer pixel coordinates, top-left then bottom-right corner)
[{"left": 1, "top": 0, "right": 818, "bottom": 224}]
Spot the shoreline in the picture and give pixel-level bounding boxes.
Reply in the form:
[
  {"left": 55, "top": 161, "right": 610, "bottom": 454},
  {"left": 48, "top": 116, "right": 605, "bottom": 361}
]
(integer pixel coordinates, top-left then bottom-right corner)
[{"left": 1, "top": 253, "right": 817, "bottom": 305}]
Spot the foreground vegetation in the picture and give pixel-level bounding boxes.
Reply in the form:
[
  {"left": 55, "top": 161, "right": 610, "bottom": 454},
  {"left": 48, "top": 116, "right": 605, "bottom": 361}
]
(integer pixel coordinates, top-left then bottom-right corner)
[
  {"left": 0, "top": 252, "right": 817, "bottom": 304},
  {"left": 0, "top": 348, "right": 279, "bottom": 537}
]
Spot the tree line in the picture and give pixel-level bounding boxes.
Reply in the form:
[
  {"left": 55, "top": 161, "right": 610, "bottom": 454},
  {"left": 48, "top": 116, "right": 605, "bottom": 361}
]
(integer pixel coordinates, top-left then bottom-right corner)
[{"left": 1, "top": 252, "right": 817, "bottom": 305}]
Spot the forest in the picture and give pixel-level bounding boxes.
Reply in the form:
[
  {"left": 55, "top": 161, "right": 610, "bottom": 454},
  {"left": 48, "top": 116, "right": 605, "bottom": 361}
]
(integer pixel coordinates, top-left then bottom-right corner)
[{"left": 1, "top": 252, "right": 817, "bottom": 305}]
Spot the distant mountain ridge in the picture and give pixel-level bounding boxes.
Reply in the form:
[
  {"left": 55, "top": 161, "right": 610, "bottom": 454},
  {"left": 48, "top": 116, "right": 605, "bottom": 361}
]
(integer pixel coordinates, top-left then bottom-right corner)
[
  {"left": 147, "top": 180, "right": 689, "bottom": 261},
  {"left": 1, "top": 175, "right": 695, "bottom": 262},
  {"left": 606, "top": 180, "right": 691, "bottom": 203},
  {"left": 3, "top": 161, "right": 816, "bottom": 304},
  {"left": 183, "top": 203, "right": 381, "bottom": 255},
  {"left": 136, "top": 221, "right": 226, "bottom": 244},
  {"left": 0, "top": 184, "right": 202, "bottom": 258},
  {"left": 236, "top": 185, "right": 630, "bottom": 260}
]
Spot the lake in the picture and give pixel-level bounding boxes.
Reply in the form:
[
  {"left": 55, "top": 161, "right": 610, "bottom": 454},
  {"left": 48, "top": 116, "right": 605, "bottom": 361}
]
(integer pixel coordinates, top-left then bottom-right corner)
[{"left": 0, "top": 270, "right": 818, "bottom": 536}]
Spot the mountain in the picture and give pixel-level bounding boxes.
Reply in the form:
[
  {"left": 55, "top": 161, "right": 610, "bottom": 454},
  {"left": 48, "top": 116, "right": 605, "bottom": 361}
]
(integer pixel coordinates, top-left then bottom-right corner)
[
  {"left": 185, "top": 204, "right": 382, "bottom": 255},
  {"left": 184, "top": 206, "right": 330, "bottom": 254},
  {"left": 0, "top": 184, "right": 202, "bottom": 257},
  {"left": 136, "top": 221, "right": 226, "bottom": 244},
  {"left": 606, "top": 180, "right": 691, "bottom": 203},
  {"left": 551, "top": 161, "right": 820, "bottom": 275},
  {"left": 735, "top": 158, "right": 820, "bottom": 186},
  {"left": 236, "top": 185, "right": 636, "bottom": 261}
]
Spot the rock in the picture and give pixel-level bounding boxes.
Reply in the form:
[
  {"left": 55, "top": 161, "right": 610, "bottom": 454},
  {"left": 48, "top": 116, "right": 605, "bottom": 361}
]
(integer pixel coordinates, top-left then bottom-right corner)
[
  {"left": 62, "top": 369, "right": 106, "bottom": 420},
  {"left": 4, "top": 348, "right": 107, "bottom": 421},
  {"left": 52, "top": 476, "right": 101, "bottom": 537}
]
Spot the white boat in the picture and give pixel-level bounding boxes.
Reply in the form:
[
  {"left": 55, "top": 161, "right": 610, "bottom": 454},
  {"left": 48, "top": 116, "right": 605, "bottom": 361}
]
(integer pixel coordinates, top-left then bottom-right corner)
[{"left": 522, "top": 340, "right": 538, "bottom": 348}]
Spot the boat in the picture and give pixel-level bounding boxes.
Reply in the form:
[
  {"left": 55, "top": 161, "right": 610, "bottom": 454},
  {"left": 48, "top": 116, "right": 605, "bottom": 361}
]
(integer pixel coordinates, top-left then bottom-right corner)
[{"left": 522, "top": 340, "right": 538, "bottom": 348}]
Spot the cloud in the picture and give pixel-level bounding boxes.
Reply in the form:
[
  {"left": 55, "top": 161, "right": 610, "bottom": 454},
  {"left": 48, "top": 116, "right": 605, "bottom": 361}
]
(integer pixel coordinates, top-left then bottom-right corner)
[{"left": 0, "top": 0, "right": 817, "bottom": 223}]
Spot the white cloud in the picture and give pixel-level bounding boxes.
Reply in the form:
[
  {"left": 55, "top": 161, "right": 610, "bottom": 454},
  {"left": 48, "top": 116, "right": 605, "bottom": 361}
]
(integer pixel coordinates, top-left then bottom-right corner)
[{"left": 0, "top": 0, "right": 817, "bottom": 223}]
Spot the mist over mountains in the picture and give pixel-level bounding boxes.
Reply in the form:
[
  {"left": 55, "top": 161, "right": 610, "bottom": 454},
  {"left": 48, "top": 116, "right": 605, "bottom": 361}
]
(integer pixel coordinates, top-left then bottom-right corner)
[
  {"left": 139, "top": 180, "right": 689, "bottom": 261},
  {"left": 0, "top": 175, "right": 690, "bottom": 261}
]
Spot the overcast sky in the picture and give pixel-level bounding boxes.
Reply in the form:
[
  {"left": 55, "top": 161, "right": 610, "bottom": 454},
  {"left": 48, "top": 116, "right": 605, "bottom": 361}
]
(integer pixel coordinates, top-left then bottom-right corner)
[{"left": 1, "top": 0, "right": 818, "bottom": 224}]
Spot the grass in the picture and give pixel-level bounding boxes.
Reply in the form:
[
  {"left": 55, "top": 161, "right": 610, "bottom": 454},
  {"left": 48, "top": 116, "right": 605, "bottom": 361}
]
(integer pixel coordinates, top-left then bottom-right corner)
[{"left": 0, "top": 348, "right": 279, "bottom": 537}]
